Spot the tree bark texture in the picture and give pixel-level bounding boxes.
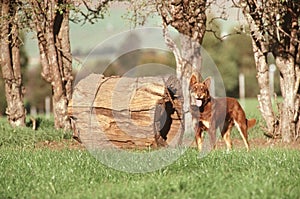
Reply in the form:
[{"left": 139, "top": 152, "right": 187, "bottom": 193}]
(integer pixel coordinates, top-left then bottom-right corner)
[
  {"left": 0, "top": 0, "right": 26, "bottom": 127},
  {"left": 251, "top": 39, "right": 277, "bottom": 136},
  {"left": 273, "top": 1, "right": 300, "bottom": 142},
  {"left": 276, "top": 57, "right": 299, "bottom": 142},
  {"left": 30, "top": 0, "right": 73, "bottom": 130},
  {"left": 68, "top": 74, "right": 185, "bottom": 149},
  {"left": 240, "top": 0, "right": 300, "bottom": 141},
  {"left": 157, "top": 0, "right": 206, "bottom": 44}
]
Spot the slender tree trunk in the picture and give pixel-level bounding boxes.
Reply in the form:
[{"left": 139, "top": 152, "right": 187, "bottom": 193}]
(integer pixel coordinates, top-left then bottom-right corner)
[
  {"left": 272, "top": 1, "right": 299, "bottom": 141},
  {"left": 31, "top": 0, "right": 72, "bottom": 130},
  {"left": 251, "top": 39, "right": 277, "bottom": 136},
  {"left": 180, "top": 35, "right": 202, "bottom": 72},
  {"left": 0, "top": 0, "right": 26, "bottom": 127},
  {"left": 179, "top": 35, "right": 202, "bottom": 138},
  {"left": 276, "top": 56, "right": 299, "bottom": 142},
  {"left": 242, "top": 2, "right": 277, "bottom": 137},
  {"left": 54, "top": 6, "right": 73, "bottom": 129}
]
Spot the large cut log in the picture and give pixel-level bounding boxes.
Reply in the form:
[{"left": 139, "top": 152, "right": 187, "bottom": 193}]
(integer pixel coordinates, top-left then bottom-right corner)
[{"left": 68, "top": 73, "right": 183, "bottom": 149}]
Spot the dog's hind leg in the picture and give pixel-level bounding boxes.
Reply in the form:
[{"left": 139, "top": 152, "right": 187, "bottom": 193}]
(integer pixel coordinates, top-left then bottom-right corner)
[
  {"left": 221, "top": 122, "right": 234, "bottom": 151},
  {"left": 234, "top": 120, "right": 250, "bottom": 151}
]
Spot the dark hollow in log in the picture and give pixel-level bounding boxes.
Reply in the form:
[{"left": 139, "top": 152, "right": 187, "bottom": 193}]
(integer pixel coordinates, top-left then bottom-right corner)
[{"left": 68, "top": 74, "right": 183, "bottom": 149}]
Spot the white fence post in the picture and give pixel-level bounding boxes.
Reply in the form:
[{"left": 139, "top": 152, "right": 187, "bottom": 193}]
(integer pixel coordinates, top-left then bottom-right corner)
[
  {"left": 269, "top": 64, "right": 276, "bottom": 100},
  {"left": 239, "top": 73, "right": 245, "bottom": 108},
  {"left": 45, "top": 96, "right": 51, "bottom": 118}
]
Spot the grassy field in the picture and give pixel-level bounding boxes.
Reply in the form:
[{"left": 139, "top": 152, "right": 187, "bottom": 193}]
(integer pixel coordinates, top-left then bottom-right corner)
[{"left": 0, "top": 99, "right": 299, "bottom": 199}]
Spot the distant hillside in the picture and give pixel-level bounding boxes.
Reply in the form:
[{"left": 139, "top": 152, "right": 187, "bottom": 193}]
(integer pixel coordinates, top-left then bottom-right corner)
[
  {"left": 25, "top": 7, "right": 132, "bottom": 67},
  {"left": 24, "top": 5, "right": 237, "bottom": 68}
]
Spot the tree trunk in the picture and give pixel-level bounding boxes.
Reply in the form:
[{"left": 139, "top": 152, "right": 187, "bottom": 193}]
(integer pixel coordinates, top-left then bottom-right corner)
[
  {"left": 251, "top": 39, "right": 277, "bottom": 136},
  {"left": 179, "top": 35, "right": 203, "bottom": 143},
  {"left": 274, "top": 1, "right": 300, "bottom": 141},
  {"left": 240, "top": 0, "right": 300, "bottom": 141},
  {"left": 0, "top": 0, "right": 26, "bottom": 127},
  {"left": 276, "top": 56, "right": 299, "bottom": 142},
  {"left": 51, "top": 4, "right": 72, "bottom": 130},
  {"left": 31, "top": 0, "right": 72, "bottom": 130},
  {"left": 242, "top": 3, "right": 277, "bottom": 137}
]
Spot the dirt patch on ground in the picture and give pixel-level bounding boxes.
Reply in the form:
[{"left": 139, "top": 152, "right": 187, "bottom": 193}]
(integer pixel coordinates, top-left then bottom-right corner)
[
  {"left": 216, "top": 137, "right": 300, "bottom": 150},
  {"left": 36, "top": 137, "right": 300, "bottom": 151},
  {"left": 35, "top": 139, "right": 85, "bottom": 150}
]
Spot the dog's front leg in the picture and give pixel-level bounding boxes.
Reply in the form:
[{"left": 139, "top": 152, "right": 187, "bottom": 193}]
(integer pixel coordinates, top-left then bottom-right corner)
[
  {"left": 208, "top": 121, "right": 217, "bottom": 150},
  {"left": 195, "top": 124, "right": 203, "bottom": 151}
]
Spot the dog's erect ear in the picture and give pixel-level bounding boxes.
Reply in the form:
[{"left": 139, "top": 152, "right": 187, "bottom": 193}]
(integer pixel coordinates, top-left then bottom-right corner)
[
  {"left": 203, "top": 77, "right": 211, "bottom": 88},
  {"left": 189, "top": 74, "right": 198, "bottom": 88}
]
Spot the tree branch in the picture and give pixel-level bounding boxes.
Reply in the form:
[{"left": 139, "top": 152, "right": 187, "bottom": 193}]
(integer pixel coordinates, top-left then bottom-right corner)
[
  {"left": 70, "top": 0, "right": 111, "bottom": 24},
  {"left": 161, "top": 22, "right": 182, "bottom": 77}
]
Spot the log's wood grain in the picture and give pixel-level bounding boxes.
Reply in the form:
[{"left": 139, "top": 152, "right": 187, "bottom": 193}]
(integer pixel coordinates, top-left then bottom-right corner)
[{"left": 68, "top": 74, "right": 183, "bottom": 149}]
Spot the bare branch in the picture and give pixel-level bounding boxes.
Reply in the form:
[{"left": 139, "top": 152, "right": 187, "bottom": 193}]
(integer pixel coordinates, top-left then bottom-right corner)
[
  {"left": 70, "top": 0, "right": 111, "bottom": 24},
  {"left": 161, "top": 22, "right": 182, "bottom": 76},
  {"left": 206, "top": 28, "right": 242, "bottom": 41}
]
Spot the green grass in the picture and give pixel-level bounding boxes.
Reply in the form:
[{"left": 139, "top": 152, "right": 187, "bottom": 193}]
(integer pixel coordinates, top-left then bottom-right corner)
[
  {"left": 0, "top": 116, "right": 72, "bottom": 148},
  {"left": 0, "top": 99, "right": 299, "bottom": 198},
  {"left": 1, "top": 148, "right": 299, "bottom": 199}
]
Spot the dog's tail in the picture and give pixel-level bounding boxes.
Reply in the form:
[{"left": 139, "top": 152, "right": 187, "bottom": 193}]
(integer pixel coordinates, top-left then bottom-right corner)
[{"left": 246, "top": 118, "right": 256, "bottom": 130}]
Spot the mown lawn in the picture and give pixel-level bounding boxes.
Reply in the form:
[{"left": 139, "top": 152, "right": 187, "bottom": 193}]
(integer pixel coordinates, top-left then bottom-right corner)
[{"left": 0, "top": 99, "right": 299, "bottom": 199}]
